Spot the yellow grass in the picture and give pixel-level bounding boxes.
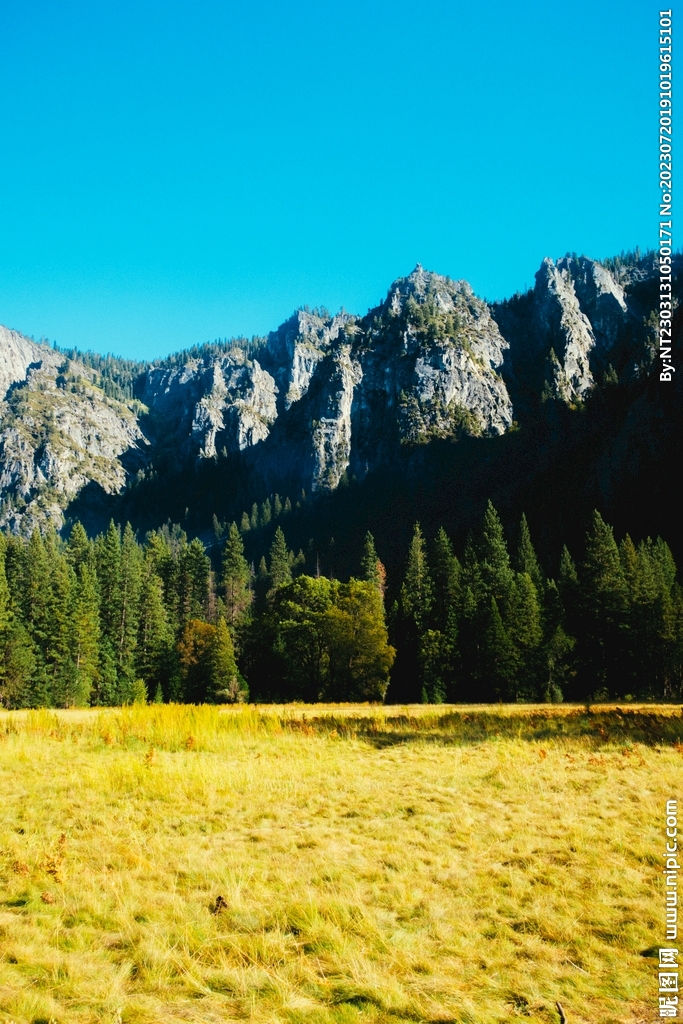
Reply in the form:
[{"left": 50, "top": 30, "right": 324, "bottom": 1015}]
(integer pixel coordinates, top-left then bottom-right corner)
[{"left": 0, "top": 704, "right": 678, "bottom": 1023}]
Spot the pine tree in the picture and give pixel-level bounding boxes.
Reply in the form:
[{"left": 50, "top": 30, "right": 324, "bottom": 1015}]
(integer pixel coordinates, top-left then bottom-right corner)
[
  {"left": 22, "top": 530, "right": 52, "bottom": 658},
  {"left": 476, "top": 501, "right": 515, "bottom": 611},
  {"left": 431, "top": 528, "right": 460, "bottom": 634},
  {"left": 541, "top": 580, "right": 575, "bottom": 702},
  {"left": 506, "top": 572, "right": 543, "bottom": 700},
  {"left": 269, "top": 527, "right": 292, "bottom": 589},
  {"left": 222, "top": 523, "right": 251, "bottom": 627},
  {"left": 260, "top": 498, "right": 272, "bottom": 527},
  {"left": 0, "top": 536, "right": 10, "bottom": 640},
  {"left": 515, "top": 514, "right": 544, "bottom": 594},
  {"left": 578, "top": 511, "right": 629, "bottom": 697},
  {"left": 208, "top": 618, "right": 245, "bottom": 702},
  {"left": 144, "top": 530, "right": 178, "bottom": 632},
  {"left": 360, "top": 532, "right": 385, "bottom": 595},
  {"left": 67, "top": 563, "right": 100, "bottom": 706},
  {"left": 400, "top": 523, "right": 433, "bottom": 634},
  {"left": 0, "top": 538, "right": 16, "bottom": 706},
  {"left": 388, "top": 524, "right": 433, "bottom": 702},
  {"left": 177, "top": 538, "right": 210, "bottom": 629},
  {"left": 481, "top": 597, "right": 517, "bottom": 701},
  {"left": 117, "top": 523, "right": 143, "bottom": 691},
  {"left": 427, "top": 528, "right": 461, "bottom": 700},
  {"left": 48, "top": 551, "right": 78, "bottom": 706},
  {"left": 66, "top": 521, "right": 91, "bottom": 572},
  {"left": 1, "top": 621, "right": 37, "bottom": 708},
  {"left": 557, "top": 545, "right": 580, "bottom": 650},
  {"left": 137, "top": 571, "right": 174, "bottom": 700},
  {"left": 619, "top": 534, "right": 639, "bottom": 597},
  {"left": 96, "top": 521, "right": 122, "bottom": 647}
]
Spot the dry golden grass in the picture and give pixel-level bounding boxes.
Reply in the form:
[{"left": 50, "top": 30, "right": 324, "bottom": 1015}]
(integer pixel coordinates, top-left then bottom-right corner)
[{"left": 0, "top": 704, "right": 678, "bottom": 1023}]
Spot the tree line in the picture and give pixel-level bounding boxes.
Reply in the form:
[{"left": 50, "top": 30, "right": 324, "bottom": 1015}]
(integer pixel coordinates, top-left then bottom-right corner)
[
  {"left": 0, "top": 503, "right": 681, "bottom": 708},
  {"left": 386, "top": 504, "right": 683, "bottom": 703}
]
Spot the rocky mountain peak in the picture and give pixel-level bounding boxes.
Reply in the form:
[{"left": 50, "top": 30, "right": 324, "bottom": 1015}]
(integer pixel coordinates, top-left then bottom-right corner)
[
  {"left": 384, "top": 266, "right": 473, "bottom": 318},
  {"left": 0, "top": 249, "right": 663, "bottom": 534}
]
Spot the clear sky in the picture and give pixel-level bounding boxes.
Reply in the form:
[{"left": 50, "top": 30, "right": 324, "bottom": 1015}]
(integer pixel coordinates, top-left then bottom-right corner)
[{"left": 0, "top": 0, "right": 658, "bottom": 361}]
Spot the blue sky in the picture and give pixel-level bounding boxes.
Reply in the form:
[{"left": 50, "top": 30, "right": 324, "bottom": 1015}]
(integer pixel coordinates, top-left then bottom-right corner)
[{"left": 0, "top": 0, "right": 656, "bottom": 361}]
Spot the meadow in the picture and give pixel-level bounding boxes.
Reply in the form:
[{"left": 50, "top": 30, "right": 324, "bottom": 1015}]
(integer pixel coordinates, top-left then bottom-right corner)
[{"left": 0, "top": 703, "right": 679, "bottom": 1024}]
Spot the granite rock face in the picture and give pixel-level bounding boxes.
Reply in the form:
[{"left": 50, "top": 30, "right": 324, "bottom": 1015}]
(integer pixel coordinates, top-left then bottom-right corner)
[
  {"left": 0, "top": 344, "right": 148, "bottom": 534},
  {"left": 0, "top": 325, "right": 62, "bottom": 397},
  {"left": 0, "top": 253, "right": 660, "bottom": 533},
  {"left": 140, "top": 351, "right": 278, "bottom": 458},
  {"left": 357, "top": 266, "right": 513, "bottom": 444},
  {"left": 529, "top": 256, "right": 634, "bottom": 401}
]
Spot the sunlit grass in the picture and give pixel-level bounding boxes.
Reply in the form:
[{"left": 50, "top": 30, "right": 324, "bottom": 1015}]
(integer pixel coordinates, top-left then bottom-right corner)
[{"left": 0, "top": 703, "right": 677, "bottom": 1022}]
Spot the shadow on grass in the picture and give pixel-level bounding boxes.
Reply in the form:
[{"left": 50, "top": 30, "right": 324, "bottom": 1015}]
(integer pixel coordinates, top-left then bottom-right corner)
[{"left": 285, "top": 707, "right": 683, "bottom": 748}]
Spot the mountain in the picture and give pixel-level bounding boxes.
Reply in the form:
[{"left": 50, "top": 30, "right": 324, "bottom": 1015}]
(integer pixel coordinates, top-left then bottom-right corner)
[{"left": 1, "top": 249, "right": 681, "bottom": 572}]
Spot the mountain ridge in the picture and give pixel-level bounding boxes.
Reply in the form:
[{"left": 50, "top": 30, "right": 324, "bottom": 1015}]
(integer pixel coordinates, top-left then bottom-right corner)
[{"left": 0, "top": 249, "right": 679, "bottom": 548}]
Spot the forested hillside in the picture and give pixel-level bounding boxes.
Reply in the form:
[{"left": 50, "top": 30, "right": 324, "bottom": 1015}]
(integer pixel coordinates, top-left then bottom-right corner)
[{"left": 2, "top": 250, "right": 681, "bottom": 571}]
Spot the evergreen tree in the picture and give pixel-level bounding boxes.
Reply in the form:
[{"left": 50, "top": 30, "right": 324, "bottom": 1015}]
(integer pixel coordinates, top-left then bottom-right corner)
[
  {"left": 426, "top": 528, "right": 461, "bottom": 701},
  {"left": 117, "top": 523, "right": 143, "bottom": 692},
  {"left": 222, "top": 523, "right": 251, "bottom": 627},
  {"left": 47, "top": 551, "right": 78, "bottom": 706},
  {"left": 389, "top": 523, "right": 433, "bottom": 702},
  {"left": 578, "top": 511, "right": 629, "bottom": 697},
  {"left": 557, "top": 545, "right": 580, "bottom": 656},
  {"left": 515, "top": 514, "right": 544, "bottom": 594},
  {"left": 400, "top": 523, "right": 433, "bottom": 634},
  {"left": 0, "top": 536, "right": 10, "bottom": 633},
  {"left": 619, "top": 534, "right": 639, "bottom": 597},
  {"left": 208, "top": 618, "right": 245, "bottom": 702},
  {"left": 22, "top": 530, "right": 52, "bottom": 659},
  {"left": 65, "top": 563, "right": 100, "bottom": 706},
  {"left": 360, "top": 532, "right": 385, "bottom": 596},
  {"left": 269, "top": 527, "right": 292, "bottom": 589},
  {"left": 177, "top": 538, "right": 210, "bottom": 629},
  {"left": 476, "top": 501, "right": 515, "bottom": 611},
  {"left": 96, "top": 521, "right": 122, "bottom": 649},
  {"left": 66, "top": 521, "right": 91, "bottom": 573},
  {"left": 137, "top": 571, "right": 174, "bottom": 700},
  {"left": 0, "top": 539, "right": 16, "bottom": 706},
  {"left": 144, "top": 530, "right": 179, "bottom": 632},
  {"left": 506, "top": 572, "right": 543, "bottom": 700},
  {"left": 541, "top": 579, "right": 575, "bottom": 701},
  {"left": 481, "top": 597, "right": 517, "bottom": 700},
  {"left": 1, "top": 621, "right": 37, "bottom": 708}
]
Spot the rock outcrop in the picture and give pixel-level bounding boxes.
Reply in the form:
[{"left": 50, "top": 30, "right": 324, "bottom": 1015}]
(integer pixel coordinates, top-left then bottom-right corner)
[
  {"left": 494, "top": 254, "right": 643, "bottom": 405},
  {"left": 0, "top": 251, "right": 663, "bottom": 533},
  {"left": 0, "top": 346, "right": 148, "bottom": 534},
  {"left": 140, "top": 350, "right": 278, "bottom": 458}
]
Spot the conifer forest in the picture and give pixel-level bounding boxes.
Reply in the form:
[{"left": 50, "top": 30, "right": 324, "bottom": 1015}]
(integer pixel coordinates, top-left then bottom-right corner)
[{"left": 1, "top": 501, "right": 680, "bottom": 709}]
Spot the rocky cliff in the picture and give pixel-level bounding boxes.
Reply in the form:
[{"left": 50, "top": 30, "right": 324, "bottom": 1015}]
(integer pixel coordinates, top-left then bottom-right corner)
[
  {"left": 0, "top": 251, "right": 667, "bottom": 534},
  {"left": 0, "top": 328, "right": 148, "bottom": 533}
]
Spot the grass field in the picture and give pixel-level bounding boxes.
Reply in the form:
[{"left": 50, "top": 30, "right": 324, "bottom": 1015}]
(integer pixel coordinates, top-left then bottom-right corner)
[{"left": 0, "top": 703, "right": 679, "bottom": 1024}]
